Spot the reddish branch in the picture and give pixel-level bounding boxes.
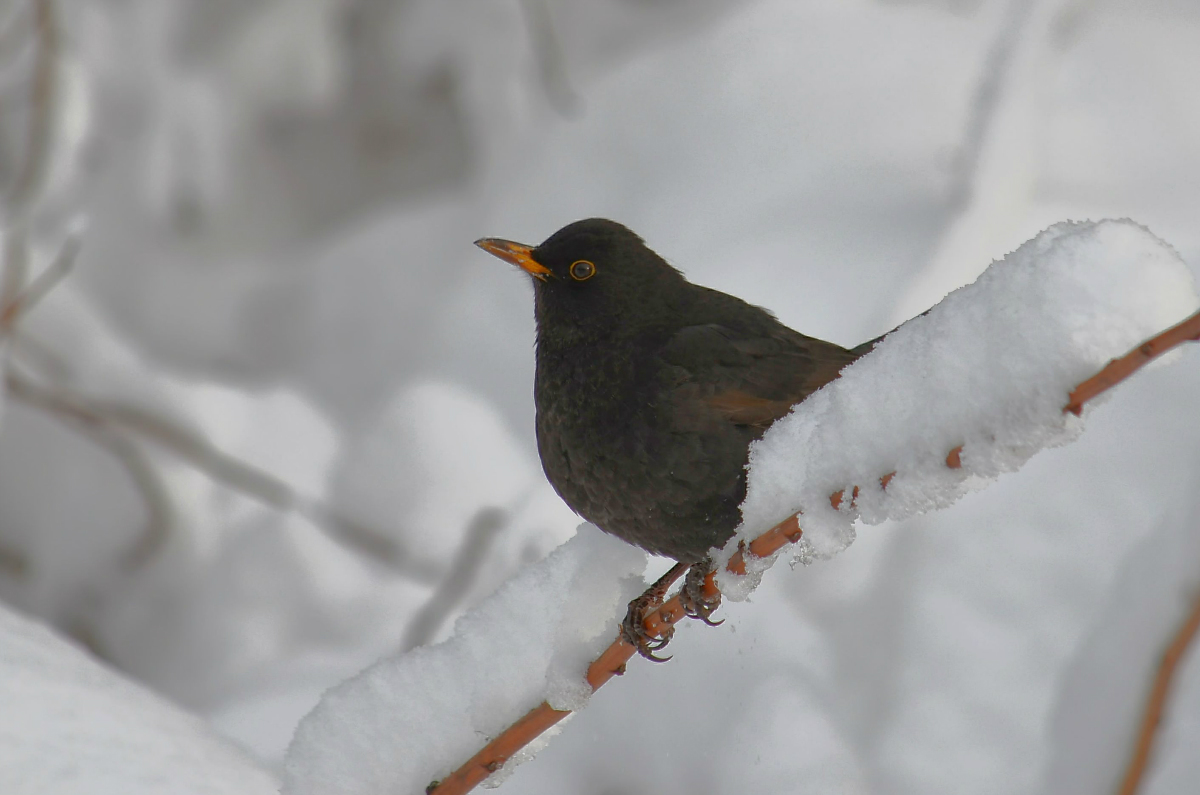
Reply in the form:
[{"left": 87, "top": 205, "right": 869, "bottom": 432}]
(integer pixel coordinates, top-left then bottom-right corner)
[
  {"left": 1065, "top": 310, "right": 1200, "bottom": 414},
  {"left": 1117, "top": 582, "right": 1200, "bottom": 795},
  {"left": 428, "top": 308, "right": 1200, "bottom": 795},
  {"left": 427, "top": 514, "right": 804, "bottom": 795}
]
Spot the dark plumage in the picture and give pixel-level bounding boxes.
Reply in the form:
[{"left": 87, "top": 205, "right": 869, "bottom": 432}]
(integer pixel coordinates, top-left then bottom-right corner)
[{"left": 476, "top": 218, "right": 868, "bottom": 562}]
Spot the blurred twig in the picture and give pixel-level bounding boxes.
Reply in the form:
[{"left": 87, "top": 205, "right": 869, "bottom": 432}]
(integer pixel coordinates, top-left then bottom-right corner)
[
  {"left": 0, "top": 218, "right": 79, "bottom": 329},
  {"left": 2, "top": 228, "right": 167, "bottom": 576},
  {"left": 0, "top": 0, "right": 30, "bottom": 65},
  {"left": 0, "top": 215, "right": 437, "bottom": 588},
  {"left": 6, "top": 368, "right": 173, "bottom": 571},
  {"left": 0, "top": 0, "right": 448, "bottom": 596},
  {"left": 0, "top": 0, "right": 61, "bottom": 582},
  {"left": 402, "top": 507, "right": 507, "bottom": 651},
  {"left": 0, "top": 214, "right": 438, "bottom": 582},
  {"left": 4, "top": 0, "right": 59, "bottom": 224},
  {"left": 97, "top": 397, "right": 441, "bottom": 581},
  {"left": 0, "top": 543, "right": 27, "bottom": 576},
  {"left": 0, "top": 224, "right": 27, "bottom": 320},
  {"left": 519, "top": 0, "right": 580, "bottom": 117},
  {"left": 1117, "top": 581, "right": 1200, "bottom": 795},
  {"left": 5, "top": 363, "right": 444, "bottom": 583},
  {"left": 0, "top": 223, "right": 441, "bottom": 587},
  {"left": 946, "top": 0, "right": 1035, "bottom": 210}
]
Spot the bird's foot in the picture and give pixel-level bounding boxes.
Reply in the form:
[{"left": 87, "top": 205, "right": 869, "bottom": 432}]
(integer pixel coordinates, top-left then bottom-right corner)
[
  {"left": 620, "top": 561, "right": 687, "bottom": 662},
  {"left": 679, "top": 558, "right": 723, "bottom": 627}
]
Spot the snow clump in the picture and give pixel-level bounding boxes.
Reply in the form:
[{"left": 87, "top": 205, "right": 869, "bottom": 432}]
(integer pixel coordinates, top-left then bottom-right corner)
[{"left": 282, "top": 524, "right": 646, "bottom": 795}]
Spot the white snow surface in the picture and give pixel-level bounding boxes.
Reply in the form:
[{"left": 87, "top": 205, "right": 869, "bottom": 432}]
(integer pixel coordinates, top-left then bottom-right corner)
[
  {"left": 281, "top": 524, "right": 646, "bottom": 795},
  {"left": 721, "top": 219, "right": 1198, "bottom": 596},
  {"left": 0, "top": 602, "right": 278, "bottom": 795}
]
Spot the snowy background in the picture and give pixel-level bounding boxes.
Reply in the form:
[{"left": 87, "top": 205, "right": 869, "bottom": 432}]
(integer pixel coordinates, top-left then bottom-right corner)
[{"left": 1, "top": 1, "right": 1199, "bottom": 794}]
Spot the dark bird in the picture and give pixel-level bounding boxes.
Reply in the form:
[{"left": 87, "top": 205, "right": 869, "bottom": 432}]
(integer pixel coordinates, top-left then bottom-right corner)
[{"left": 475, "top": 218, "right": 873, "bottom": 657}]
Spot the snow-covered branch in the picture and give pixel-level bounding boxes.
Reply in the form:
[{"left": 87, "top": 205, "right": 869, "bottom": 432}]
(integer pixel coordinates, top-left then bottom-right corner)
[{"left": 284, "top": 220, "right": 1200, "bottom": 795}]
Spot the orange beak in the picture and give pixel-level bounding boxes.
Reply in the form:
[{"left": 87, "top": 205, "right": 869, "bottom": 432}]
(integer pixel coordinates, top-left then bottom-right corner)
[{"left": 474, "top": 237, "right": 553, "bottom": 281}]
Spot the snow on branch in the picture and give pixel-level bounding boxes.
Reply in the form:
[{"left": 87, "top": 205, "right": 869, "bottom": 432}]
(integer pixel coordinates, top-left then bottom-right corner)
[
  {"left": 720, "top": 218, "right": 1199, "bottom": 586},
  {"left": 283, "top": 220, "right": 1200, "bottom": 795},
  {"left": 283, "top": 526, "right": 647, "bottom": 795}
]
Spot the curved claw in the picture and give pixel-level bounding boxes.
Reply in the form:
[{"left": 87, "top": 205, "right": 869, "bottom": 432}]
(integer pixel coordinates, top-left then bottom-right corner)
[
  {"left": 680, "top": 558, "right": 723, "bottom": 628},
  {"left": 643, "top": 635, "right": 669, "bottom": 651},
  {"left": 681, "top": 601, "right": 723, "bottom": 625},
  {"left": 621, "top": 589, "right": 677, "bottom": 661},
  {"left": 619, "top": 562, "right": 690, "bottom": 662},
  {"left": 620, "top": 618, "right": 675, "bottom": 661}
]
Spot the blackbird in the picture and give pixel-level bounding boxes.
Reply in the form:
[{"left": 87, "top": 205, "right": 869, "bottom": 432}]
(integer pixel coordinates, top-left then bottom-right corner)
[{"left": 476, "top": 218, "right": 872, "bottom": 657}]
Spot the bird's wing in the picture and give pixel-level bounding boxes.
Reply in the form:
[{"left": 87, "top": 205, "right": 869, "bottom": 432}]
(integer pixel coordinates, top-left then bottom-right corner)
[{"left": 656, "top": 322, "right": 860, "bottom": 433}]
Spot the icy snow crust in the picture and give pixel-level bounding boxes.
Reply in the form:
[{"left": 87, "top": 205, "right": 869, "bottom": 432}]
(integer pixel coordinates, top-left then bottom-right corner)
[
  {"left": 720, "top": 220, "right": 1199, "bottom": 597},
  {"left": 282, "top": 525, "right": 646, "bottom": 795}
]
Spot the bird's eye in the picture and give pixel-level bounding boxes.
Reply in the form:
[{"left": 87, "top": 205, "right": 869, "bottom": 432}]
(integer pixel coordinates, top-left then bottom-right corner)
[{"left": 570, "top": 260, "right": 595, "bottom": 281}]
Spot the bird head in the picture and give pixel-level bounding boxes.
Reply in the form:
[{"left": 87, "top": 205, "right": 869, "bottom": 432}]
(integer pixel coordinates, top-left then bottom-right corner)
[{"left": 475, "top": 218, "right": 686, "bottom": 342}]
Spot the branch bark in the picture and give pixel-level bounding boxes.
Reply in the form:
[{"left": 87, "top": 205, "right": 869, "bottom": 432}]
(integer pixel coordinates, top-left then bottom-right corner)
[
  {"left": 1117, "top": 580, "right": 1200, "bottom": 795},
  {"left": 1065, "top": 310, "right": 1200, "bottom": 414},
  {"left": 428, "top": 307, "right": 1200, "bottom": 795}
]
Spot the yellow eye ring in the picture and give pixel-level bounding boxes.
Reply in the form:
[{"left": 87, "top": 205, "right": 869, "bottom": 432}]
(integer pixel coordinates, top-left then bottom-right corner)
[{"left": 570, "top": 260, "right": 595, "bottom": 281}]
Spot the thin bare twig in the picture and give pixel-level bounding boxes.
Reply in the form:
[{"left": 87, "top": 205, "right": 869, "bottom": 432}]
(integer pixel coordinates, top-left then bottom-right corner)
[
  {"left": 10, "top": 329, "right": 69, "bottom": 378},
  {"left": 1065, "top": 310, "right": 1200, "bottom": 414},
  {"left": 5, "top": 362, "right": 442, "bottom": 584},
  {"left": 0, "top": 220, "right": 80, "bottom": 328},
  {"left": 428, "top": 310, "right": 1200, "bottom": 795},
  {"left": 1117, "top": 583, "right": 1200, "bottom": 795},
  {"left": 402, "top": 507, "right": 507, "bottom": 652},
  {"left": 4, "top": 0, "right": 59, "bottom": 223},
  {"left": 0, "top": 214, "right": 437, "bottom": 584},
  {"left": 0, "top": 0, "right": 62, "bottom": 582},
  {"left": 519, "top": 0, "right": 580, "bottom": 117},
  {"left": 0, "top": 542, "right": 28, "bottom": 577},
  {"left": 94, "top": 398, "right": 441, "bottom": 581},
  {"left": 0, "top": 0, "right": 30, "bottom": 65},
  {"left": 0, "top": 224, "right": 27, "bottom": 317},
  {"left": 946, "top": 0, "right": 1036, "bottom": 210},
  {"left": 6, "top": 369, "right": 173, "bottom": 571}
]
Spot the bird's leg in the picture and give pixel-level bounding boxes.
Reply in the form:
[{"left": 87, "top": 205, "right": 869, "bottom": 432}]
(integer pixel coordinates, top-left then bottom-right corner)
[
  {"left": 620, "top": 561, "right": 688, "bottom": 662},
  {"left": 679, "top": 558, "right": 723, "bottom": 627}
]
